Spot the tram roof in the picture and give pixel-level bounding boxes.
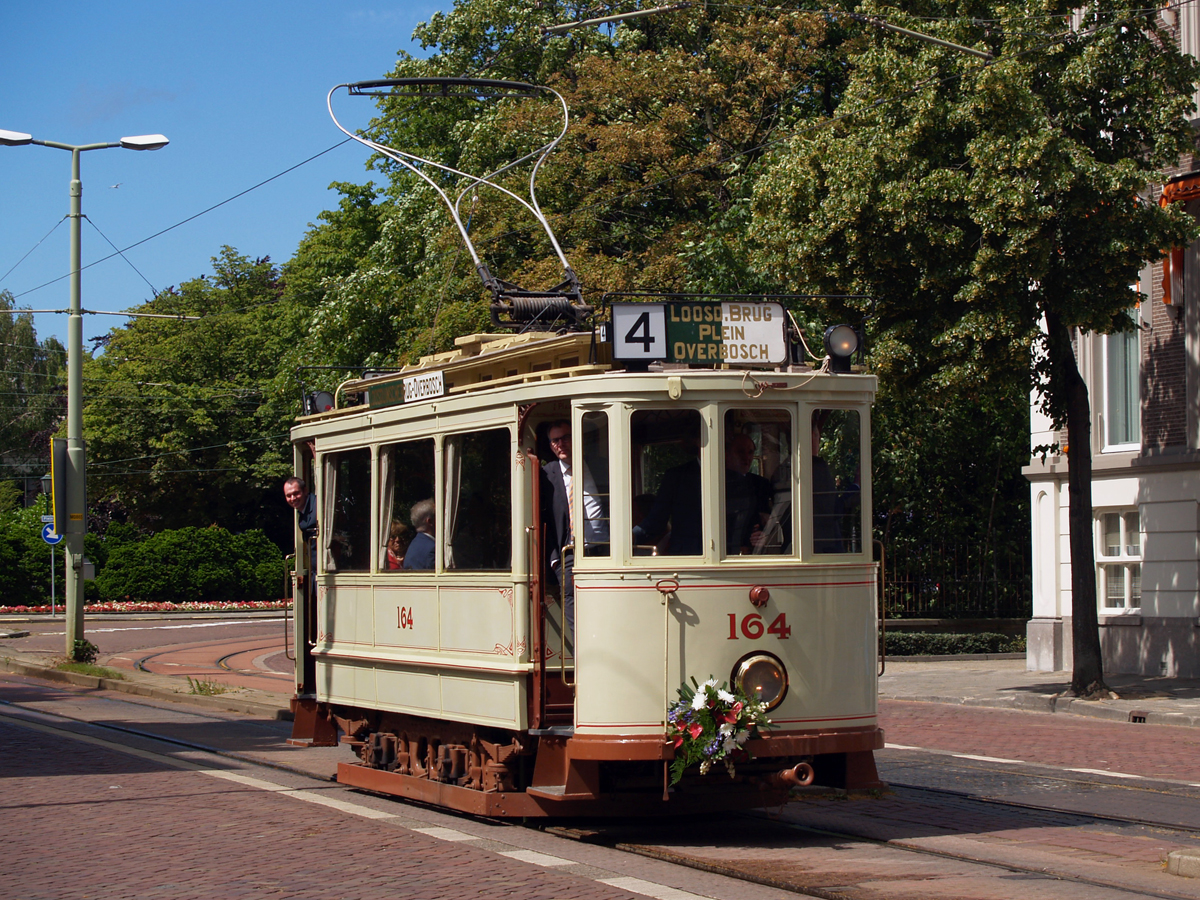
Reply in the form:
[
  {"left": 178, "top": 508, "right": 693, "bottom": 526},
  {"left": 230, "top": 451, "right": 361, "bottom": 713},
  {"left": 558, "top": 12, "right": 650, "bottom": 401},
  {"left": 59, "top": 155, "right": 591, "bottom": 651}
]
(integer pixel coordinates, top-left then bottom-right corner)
[{"left": 297, "top": 331, "right": 873, "bottom": 425}]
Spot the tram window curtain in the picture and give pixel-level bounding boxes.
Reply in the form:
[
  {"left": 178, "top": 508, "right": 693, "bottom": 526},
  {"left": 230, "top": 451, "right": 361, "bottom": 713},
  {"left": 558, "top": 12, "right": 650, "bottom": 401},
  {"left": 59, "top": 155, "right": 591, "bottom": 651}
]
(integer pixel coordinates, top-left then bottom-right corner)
[
  {"left": 377, "top": 448, "right": 394, "bottom": 571},
  {"left": 322, "top": 455, "right": 337, "bottom": 572},
  {"left": 443, "top": 437, "right": 460, "bottom": 570}
]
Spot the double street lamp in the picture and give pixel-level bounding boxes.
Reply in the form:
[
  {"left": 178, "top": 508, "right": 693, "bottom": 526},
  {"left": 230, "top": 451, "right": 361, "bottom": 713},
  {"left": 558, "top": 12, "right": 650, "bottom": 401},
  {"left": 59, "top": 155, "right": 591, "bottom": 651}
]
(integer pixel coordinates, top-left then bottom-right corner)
[{"left": 0, "top": 128, "right": 168, "bottom": 658}]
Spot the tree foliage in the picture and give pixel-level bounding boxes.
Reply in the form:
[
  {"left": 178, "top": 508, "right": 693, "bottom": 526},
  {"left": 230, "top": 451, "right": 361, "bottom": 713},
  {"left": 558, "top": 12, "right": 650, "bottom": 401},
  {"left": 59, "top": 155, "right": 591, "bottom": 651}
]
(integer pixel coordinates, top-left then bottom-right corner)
[
  {"left": 82, "top": 248, "right": 298, "bottom": 544},
  {"left": 0, "top": 291, "right": 66, "bottom": 489},
  {"left": 751, "top": 0, "right": 1199, "bottom": 689}
]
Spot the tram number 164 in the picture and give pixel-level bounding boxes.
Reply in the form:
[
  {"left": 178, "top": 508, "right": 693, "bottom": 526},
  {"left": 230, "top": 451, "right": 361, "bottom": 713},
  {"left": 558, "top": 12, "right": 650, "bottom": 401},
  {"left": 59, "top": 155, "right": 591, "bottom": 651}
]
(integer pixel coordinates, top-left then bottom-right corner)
[
  {"left": 398, "top": 606, "right": 415, "bottom": 630},
  {"left": 728, "top": 613, "right": 791, "bottom": 640}
]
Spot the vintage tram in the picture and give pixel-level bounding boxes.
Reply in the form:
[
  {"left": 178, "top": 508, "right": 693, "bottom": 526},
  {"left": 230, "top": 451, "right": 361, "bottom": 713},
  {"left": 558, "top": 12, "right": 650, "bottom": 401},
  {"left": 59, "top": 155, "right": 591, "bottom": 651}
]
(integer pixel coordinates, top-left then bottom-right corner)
[{"left": 285, "top": 78, "right": 883, "bottom": 816}]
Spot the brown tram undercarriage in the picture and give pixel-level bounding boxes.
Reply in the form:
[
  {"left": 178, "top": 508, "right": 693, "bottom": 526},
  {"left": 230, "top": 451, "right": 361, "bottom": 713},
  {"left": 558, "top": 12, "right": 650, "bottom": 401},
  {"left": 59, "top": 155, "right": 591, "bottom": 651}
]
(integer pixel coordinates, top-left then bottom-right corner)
[{"left": 290, "top": 697, "right": 884, "bottom": 817}]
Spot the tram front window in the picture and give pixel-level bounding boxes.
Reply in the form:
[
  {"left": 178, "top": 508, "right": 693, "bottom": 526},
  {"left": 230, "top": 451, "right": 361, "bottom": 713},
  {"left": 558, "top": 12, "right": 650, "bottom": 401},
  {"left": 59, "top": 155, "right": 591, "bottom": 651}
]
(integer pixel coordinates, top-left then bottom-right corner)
[
  {"left": 322, "top": 448, "right": 371, "bottom": 572},
  {"left": 811, "top": 409, "right": 862, "bottom": 554},
  {"left": 445, "top": 429, "right": 512, "bottom": 570},
  {"left": 724, "top": 409, "right": 792, "bottom": 556},
  {"left": 630, "top": 409, "right": 703, "bottom": 556}
]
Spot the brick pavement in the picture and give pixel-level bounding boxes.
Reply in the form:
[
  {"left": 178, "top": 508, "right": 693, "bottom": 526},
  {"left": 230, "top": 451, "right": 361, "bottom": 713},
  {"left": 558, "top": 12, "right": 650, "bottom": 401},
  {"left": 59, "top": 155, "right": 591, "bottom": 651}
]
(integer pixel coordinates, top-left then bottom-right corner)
[
  {"left": 880, "top": 698, "right": 1200, "bottom": 781},
  {"left": 0, "top": 718, "right": 653, "bottom": 900}
]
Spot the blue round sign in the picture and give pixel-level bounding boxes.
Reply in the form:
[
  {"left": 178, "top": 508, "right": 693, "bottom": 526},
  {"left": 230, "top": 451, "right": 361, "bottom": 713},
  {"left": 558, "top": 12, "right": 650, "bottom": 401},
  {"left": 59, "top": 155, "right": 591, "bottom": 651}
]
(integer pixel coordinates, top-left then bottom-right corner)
[{"left": 41, "top": 523, "right": 63, "bottom": 546}]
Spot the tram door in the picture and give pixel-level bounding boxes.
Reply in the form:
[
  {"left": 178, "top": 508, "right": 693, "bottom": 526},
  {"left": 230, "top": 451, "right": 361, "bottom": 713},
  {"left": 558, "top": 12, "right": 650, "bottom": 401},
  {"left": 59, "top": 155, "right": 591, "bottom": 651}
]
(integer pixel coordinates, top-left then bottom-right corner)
[{"left": 526, "top": 410, "right": 578, "bottom": 730}]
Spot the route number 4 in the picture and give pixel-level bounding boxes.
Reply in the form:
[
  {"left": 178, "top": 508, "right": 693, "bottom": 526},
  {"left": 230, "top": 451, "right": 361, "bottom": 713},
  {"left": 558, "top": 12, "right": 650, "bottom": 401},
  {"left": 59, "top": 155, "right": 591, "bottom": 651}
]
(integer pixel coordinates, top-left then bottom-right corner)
[
  {"left": 398, "top": 606, "right": 415, "bottom": 630},
  {"left": 728, "top": 612, "right": 791, "bottom": 640}
]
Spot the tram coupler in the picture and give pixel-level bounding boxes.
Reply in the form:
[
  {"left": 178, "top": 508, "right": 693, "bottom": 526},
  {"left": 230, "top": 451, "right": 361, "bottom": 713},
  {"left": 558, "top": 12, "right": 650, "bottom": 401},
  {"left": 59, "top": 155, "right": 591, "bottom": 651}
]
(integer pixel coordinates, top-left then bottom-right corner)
[{"left": 768, "top": 761, "right": 816, "bottom": 789}]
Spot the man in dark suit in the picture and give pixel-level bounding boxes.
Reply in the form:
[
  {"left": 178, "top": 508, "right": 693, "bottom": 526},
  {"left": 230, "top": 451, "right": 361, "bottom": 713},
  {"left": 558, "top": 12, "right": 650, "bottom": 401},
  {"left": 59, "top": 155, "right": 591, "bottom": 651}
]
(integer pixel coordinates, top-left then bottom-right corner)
[
  {"left": 725, "top": 434, "right": 774, "bottom": 554},
  {"left": 541, "top": 420, "right": 609, "bottom": 640}
]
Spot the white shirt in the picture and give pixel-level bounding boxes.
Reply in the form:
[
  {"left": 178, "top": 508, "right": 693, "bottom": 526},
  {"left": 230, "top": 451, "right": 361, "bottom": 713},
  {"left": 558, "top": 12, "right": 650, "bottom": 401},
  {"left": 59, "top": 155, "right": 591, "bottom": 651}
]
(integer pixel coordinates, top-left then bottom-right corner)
[{"left": 559, "top": 460, "right": 609, "bottom": 545}]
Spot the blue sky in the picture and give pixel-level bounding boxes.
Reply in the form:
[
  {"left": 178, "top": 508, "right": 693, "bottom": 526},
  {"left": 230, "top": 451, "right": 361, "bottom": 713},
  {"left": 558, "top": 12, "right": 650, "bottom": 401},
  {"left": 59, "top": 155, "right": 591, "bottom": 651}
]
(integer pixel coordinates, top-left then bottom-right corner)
[{"left": 0, "top": 1, "right": 453, "bottom": 348}]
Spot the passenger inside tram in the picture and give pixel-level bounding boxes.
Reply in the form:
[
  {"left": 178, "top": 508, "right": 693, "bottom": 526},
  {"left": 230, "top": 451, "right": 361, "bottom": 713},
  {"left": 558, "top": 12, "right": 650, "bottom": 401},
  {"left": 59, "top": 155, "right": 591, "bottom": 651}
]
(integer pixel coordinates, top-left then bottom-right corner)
[
  {"left": 403, "top": 499, "right": 436, "bottom": 570},
  {"left": 385, "top": 519, "right": 410, "bottom": 570}
]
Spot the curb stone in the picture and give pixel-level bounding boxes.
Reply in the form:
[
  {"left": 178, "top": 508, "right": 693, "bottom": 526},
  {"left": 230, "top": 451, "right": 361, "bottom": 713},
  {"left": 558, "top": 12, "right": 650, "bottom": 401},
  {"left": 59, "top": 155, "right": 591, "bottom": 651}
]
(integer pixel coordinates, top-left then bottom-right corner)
[
  {"left": 0, "top": 654, "right": 293, "bottom": 721},
  {"left": 880, "top": 691, "right": 1200, "bottom": 729},
  {"left": 1168, "top": 850, "right": 1200, "bottom": 878}
]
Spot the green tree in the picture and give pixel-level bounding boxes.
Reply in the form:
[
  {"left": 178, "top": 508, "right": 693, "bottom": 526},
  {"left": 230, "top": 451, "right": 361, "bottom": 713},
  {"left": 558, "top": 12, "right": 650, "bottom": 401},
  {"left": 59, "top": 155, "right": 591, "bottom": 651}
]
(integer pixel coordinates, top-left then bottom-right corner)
[
  {"left": 0, "top": 291, "right": 66, "bottom": 494},
  {"left": 751, "top": 0, "right": 1198, "bottom": 692},
  {"left": 82, "top": 248, "right": 299, "bottom": 543}
]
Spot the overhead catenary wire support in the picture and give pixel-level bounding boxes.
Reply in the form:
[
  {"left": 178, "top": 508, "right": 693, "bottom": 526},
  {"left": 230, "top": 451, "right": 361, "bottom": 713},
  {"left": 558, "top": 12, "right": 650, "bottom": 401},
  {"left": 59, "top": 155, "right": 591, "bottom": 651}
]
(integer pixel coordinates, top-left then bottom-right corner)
[{"left": 540, "top": 3, "right": 691, "bottom": 36}]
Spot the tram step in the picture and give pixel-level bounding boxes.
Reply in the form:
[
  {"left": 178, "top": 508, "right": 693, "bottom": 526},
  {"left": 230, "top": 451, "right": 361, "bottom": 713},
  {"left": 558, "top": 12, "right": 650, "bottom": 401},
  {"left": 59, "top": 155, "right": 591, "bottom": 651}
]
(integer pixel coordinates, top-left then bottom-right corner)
[{"left": 526, "top": 783, "right": 597, "bottom": 801}]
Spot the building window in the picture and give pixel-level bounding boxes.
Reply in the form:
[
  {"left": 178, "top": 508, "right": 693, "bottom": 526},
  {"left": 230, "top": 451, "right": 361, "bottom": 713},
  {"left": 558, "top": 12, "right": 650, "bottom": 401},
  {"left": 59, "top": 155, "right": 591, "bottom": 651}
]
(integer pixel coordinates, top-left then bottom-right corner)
[
  {"left": 1097, "top": 510, "right": 1141, "bottom": 611},
  {"left": 1102, "top": 307, "right": 1139, "bottom": 450}
]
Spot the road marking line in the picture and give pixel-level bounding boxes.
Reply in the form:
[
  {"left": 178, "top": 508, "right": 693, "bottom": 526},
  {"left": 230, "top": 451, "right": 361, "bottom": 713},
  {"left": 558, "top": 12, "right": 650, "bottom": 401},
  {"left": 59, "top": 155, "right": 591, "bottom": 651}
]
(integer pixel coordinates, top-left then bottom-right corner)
[
  {"left": 500, "top": 849, "right": 575, "bottom": 867},
  {"left": 278, "top": 789, "right": 399, "bottom": 819},
  {"left": 954, "top": 754, "right": 1026, "bottom": 764},
  {"left": 410, "top": 826, "right": 478, "bottom": 842},
  {"left": 598, "top": 876, "right": 711, "bottom": 900},
  {"left": 205, "top": 770, "right": 293, "bottom": 791},
  {"left": 1065, "top": 767, "right": 1145, "bottom": 779},
  {"left": 884, "top": 743, "right": 922, "bottom": 750}
]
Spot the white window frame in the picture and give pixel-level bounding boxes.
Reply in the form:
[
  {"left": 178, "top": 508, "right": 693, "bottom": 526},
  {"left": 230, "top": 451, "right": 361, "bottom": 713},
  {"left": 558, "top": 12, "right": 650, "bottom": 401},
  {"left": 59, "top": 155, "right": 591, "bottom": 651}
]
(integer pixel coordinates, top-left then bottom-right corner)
[
  {"left": 1095, "top": 508, "right": 1141, "bottom": 613},
  {"left": 1100, "top": 306, "right": 1140, "bottom": 452}
]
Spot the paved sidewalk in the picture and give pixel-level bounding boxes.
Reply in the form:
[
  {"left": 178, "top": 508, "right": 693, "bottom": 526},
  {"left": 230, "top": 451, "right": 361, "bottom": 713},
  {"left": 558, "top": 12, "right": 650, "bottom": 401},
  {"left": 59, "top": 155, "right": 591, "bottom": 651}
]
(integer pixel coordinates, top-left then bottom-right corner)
[{"left": 880, "top": 657, "right": 1200, "bottom": 727}]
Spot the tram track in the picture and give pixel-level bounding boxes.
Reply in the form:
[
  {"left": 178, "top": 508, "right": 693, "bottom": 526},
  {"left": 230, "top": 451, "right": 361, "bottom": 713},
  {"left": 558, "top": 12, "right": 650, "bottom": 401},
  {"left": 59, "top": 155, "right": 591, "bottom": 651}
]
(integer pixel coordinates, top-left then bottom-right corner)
[
  {"left": 4, "top": 680, "right": 1199, "bottom": 899},
  {"left": 550, "top": 805, "right": 1200, "bottom": 900}
]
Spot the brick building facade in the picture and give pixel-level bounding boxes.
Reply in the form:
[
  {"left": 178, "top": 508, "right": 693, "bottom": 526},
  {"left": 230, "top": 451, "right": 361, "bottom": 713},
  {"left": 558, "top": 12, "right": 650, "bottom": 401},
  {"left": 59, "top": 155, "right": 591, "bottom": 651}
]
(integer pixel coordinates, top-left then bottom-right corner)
[{"left": 1025, "top": 168, "right": 1200, "bottom": 676}]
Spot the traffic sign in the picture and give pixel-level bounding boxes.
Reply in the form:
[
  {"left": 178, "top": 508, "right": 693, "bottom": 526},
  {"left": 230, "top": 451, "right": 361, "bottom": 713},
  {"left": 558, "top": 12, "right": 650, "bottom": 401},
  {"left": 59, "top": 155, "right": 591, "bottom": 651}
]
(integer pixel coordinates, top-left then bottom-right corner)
[
  {"left": 41, "top": 523, "right": 63, "bottom": 546},
  {"left": 40, "top": 515, "right": 55, "bottom": 523}
]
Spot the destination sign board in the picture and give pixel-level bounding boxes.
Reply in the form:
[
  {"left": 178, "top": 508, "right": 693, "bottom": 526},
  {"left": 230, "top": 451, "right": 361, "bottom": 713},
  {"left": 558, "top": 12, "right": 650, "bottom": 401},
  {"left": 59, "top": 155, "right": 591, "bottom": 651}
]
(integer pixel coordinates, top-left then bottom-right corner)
[
  {"left": 367, "top": 370, "right": 446, "bottom": 409},
  {"left": 611, "top": 301, "right": 787, "bottom": 366}
]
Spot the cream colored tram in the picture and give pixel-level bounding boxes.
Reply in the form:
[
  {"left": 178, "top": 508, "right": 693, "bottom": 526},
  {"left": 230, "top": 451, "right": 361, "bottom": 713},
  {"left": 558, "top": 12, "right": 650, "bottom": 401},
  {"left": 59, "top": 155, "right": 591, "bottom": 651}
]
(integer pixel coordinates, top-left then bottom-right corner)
[{"left": 288, "top": 327, "right": 883, "bottom": 816}]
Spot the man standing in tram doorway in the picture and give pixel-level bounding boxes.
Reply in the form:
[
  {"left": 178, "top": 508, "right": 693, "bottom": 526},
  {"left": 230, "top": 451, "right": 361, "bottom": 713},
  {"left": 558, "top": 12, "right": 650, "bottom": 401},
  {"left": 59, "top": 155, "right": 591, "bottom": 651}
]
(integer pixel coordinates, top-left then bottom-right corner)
[{"left": 541, "top": 420, "right": 608, "bottom": 643}]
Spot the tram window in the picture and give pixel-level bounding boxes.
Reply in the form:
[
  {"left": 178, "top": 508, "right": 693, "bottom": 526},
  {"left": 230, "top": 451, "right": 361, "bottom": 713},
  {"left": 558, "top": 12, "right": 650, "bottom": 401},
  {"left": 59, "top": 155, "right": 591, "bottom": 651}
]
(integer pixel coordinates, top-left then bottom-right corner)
[
  {"left": 630, "top": 409, "right": 703, "bottom": 556},
  {"left": 321, "top": 448, "right": 371, "bottom": 572},
  {"left": 445, "top": 429, "right": 512, "bottom": 570},
  {"left": 379, "top": 438, "right": 434, "bottom": 571},
  {"left": 811, "top": 409, "right": 862, "bottom": 554},
  {"left": 724, "top": 409, "right": 792, "bottom": 556},
  {"left": 580, "top": 412, "right": 610, "bottom": 558}
]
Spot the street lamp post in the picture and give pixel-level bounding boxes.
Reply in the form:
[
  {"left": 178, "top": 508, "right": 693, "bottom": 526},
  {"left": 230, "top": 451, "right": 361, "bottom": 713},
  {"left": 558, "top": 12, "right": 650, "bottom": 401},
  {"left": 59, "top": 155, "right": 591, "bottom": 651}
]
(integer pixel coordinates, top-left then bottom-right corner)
[{"left": 0, "top": 129, "right": 168, "bottom": 658}]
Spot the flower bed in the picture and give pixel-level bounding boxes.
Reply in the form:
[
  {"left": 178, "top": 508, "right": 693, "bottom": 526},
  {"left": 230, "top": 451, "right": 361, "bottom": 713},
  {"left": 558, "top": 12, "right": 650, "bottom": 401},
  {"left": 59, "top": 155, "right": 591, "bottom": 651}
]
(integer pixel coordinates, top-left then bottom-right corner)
[{"left": 0, "top": 599, "right": 290, "bottom": 615}]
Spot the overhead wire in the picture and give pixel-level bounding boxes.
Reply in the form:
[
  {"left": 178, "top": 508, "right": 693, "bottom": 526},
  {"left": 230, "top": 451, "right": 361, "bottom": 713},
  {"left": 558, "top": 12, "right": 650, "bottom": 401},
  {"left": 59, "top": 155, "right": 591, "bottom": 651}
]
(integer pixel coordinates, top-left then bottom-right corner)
[
  {"left": 0, "top": 216, "right": 67, "bottom": 287},
  {"left": 9, "top": 138, "right": 355, "bottom": 302}
]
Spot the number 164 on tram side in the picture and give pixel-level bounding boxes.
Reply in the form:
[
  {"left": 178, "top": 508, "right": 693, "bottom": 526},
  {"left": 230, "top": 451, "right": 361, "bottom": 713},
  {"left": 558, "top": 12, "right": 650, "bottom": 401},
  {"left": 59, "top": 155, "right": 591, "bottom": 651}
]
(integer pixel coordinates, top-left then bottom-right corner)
[{"left": 287, "top": 299, "right": 885, "bottom": 817}]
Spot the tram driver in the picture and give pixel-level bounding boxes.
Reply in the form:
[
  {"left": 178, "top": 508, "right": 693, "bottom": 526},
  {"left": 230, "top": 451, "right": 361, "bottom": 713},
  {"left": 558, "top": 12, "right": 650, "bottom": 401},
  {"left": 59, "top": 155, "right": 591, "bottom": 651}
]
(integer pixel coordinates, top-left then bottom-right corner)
[{"left": 541, "top": 420, "right": 609, "bottom": 640}]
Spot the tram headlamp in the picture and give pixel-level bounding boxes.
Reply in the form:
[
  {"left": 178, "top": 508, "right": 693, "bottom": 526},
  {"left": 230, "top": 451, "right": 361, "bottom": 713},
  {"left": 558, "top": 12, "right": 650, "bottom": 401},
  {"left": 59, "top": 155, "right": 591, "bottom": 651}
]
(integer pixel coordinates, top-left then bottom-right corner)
[
  {"left": 823, "top": 324, "right": 859, "bottom": 373},
  {"left": 732, "top": 652, "right": 788, "bottom": 711}
]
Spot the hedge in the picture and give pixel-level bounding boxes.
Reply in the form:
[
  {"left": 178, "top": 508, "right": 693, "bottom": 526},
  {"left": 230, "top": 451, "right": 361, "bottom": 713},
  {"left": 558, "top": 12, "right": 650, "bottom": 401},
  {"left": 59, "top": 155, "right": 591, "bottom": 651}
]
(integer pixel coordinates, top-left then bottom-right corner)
[
  {"left": 96, "top": 526, "right": 285, "bottom": 604},
  {"left": 882, "top": 632, "right": 1026, "bottom": 656}
]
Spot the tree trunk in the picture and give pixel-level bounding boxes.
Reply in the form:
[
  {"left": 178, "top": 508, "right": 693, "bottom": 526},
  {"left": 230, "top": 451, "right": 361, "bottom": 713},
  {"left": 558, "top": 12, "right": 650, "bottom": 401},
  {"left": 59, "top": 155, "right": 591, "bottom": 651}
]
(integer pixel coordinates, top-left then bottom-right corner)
[{"left": 1045, "top": 312, "right": 1106, "bottom": 693}]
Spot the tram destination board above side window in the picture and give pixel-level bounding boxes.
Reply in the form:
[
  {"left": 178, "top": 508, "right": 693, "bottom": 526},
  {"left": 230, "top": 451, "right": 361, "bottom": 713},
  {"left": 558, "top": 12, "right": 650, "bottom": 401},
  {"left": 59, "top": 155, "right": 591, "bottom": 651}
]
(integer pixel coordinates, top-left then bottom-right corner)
[
  {"left": 611, "top": 301, "right": 787, "bottom": 366},
  {"left": 367, "top": 370, "right": 446, "bottom": 409}
]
